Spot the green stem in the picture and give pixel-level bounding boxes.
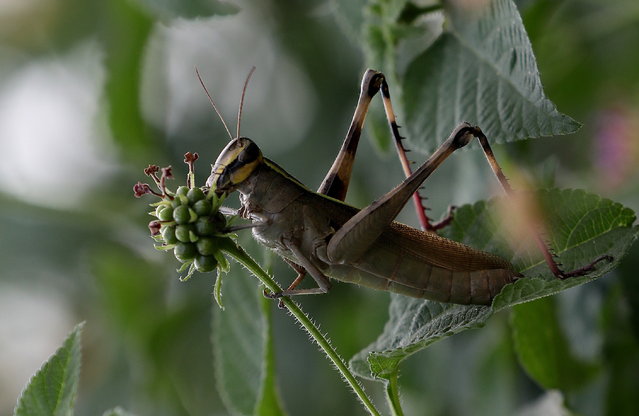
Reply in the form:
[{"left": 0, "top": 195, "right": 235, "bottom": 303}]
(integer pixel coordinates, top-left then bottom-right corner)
[
  {"left": 222, "top": 241, "right": 382, "bottom": 416},
  {"left": 385, "top": 372, "right": 404, "bottom": 416}
]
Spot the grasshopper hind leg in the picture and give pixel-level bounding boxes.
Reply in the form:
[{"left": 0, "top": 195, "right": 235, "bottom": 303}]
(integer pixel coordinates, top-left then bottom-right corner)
[{"left": 265, "top": 240, "right": 332, "bottom": 296}]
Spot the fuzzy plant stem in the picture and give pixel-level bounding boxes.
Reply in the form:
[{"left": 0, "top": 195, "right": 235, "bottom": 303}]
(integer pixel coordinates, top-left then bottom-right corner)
[
  {"left": 222, "top": 241, "right": 382, "bottom": 416},
  {"left": 385, "top": 372, "right": 405, "bottom": 416}
]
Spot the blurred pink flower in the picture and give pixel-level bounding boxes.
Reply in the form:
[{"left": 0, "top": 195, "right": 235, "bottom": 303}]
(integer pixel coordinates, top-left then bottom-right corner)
[{"left": 594, "top": 104, "right": 638, "bottom": 190}]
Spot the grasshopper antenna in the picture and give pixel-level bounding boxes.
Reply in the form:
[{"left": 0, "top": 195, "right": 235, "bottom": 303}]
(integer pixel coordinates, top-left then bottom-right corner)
[
  {"left": 236, "top": 66, "right": 256, "bottom": 139},
  {"left": 195, "top": 67, "right": 234, "bottom": 141}
]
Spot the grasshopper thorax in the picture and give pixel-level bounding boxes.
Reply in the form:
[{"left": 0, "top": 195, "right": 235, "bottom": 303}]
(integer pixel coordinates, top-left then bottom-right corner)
[{"left": 206, "top": 137, "right": 263, "bottom": 194}]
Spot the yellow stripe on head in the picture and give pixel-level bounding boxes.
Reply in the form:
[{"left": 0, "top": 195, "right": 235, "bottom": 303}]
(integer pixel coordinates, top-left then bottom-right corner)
[
  {"left": 207, "top": 137, "right": 263, "bottom": 192},
  {"left": 229, "top": 158, "right": 260, "bottom": 184}
]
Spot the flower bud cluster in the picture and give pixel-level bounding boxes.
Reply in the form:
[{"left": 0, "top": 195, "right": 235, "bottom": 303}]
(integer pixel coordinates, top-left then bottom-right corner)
[{"left": 135, "top": 152, "right": 232, "bottom": 280}]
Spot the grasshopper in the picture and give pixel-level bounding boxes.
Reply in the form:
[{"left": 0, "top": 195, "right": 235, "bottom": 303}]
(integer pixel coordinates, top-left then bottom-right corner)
[{"left": 203, "top": 69, "right": 611, "bottom": 305}]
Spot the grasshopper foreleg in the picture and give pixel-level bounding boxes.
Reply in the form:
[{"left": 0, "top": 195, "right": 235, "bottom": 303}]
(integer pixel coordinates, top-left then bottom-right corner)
[
  {"left": 263, "top": 259, "right": 308, "bottom": 308},
  {"left": 265, "top": 240, "right": 332, "bottom": 298},
  {"left": 219, "top": 206, "right": 239, "bottom": 216}
]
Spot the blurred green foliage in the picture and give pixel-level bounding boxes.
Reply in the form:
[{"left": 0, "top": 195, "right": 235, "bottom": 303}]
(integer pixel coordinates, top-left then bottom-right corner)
[{"left": 1, "top": 1, "right": 639, "bottom": 415}]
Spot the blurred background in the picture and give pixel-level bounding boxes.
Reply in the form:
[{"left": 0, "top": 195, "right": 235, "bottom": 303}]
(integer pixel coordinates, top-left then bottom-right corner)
[{"left": 1, "top": 0, "right": 638, "bottom": 415}]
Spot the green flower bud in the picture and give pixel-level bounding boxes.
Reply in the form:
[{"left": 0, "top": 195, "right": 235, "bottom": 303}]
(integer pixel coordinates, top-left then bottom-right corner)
[
  {"left": 173, "top": 205, "right": 191, "bottom": 224},
  {"left": 175, "top": 186, "right": 189, "bottom": 198},
  {"left": 174, "top": 242, "right": 197, "bottom": 262},
  {"left": 195, "top": 255, "right": 218, "bottom": 272},
  {"left": 175, "top": 224, "right": 195, "bottom": 243},
  {"left": 156, "top": 205, "right": 174, "bottom": 222},
  {"left": 187, "top": 187, "right": 205, "bottom": 204},
  {"left": 195, "top": 216, "right": 215, "bottom": 235},
  {"left": 193, "top": 199, "right": 212, "bottom": 216},
  {"left": 161, "top": 225, "right": 178, "bottom": 244},
  {"left": 196, "top": 237, "right": 220, "bottom": 256}
]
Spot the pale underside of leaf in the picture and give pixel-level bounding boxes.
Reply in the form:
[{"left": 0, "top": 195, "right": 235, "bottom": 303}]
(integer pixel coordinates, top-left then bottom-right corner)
[{"left": 402, "top": 0, "right": 580, "bottom": 152}]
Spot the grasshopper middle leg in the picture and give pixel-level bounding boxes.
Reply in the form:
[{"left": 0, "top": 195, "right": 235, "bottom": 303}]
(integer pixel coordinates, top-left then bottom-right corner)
[{"left": 318, "top": 69, "right": 434, "bottom": 230}]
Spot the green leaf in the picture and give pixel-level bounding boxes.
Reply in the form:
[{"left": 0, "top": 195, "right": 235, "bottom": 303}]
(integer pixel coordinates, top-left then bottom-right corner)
[
  {"left": 213, "top": 241, "right": 287, "bottom": 416},
  {"left": 102, "top": 0, "right": 154, "bottom": 156},
  {"left": 511, "top": 296, "right": 598, "bottom": 390},
  {"left": 600, "top": 284, "right": 639, "bottom": 416},
  {"left": 349, "top": 189, "right": 638, "bottom": 380},
  {"left": 363, "top": 0, "right": 409, "bottom": 70},
  {"left": 14, "top": 323, "right": 84, "bottom": 416},
  {"left": 402, "top": 0, "right": 580, "bottom": 152}
]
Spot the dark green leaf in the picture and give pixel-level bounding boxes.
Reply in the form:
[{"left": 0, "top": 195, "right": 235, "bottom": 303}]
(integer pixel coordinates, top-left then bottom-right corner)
[
  {"left": 14, "top": 323, "right": 84, "bottom": 416},
  {"left": 349, "top": 189, "right": 637, "bottom": 380},
  {"left": 511, "top": 296, "right": 598, "bottom": 390},
  {"left": 403, "top": 0, "right": 580, "bottom": 152},
  {"left": 213, "top": 241, "right": 287, "bottom": 416},
  {"left": 601, "top": 285, "right": 639, "bottom": 416},
  {"left": 614, "top": 239, "right": 639, "bottom": 339},
  {"left": 92, "top": 244, "right": 167, "bottom": 339},
  {"left": 102, "top": 0, "right": 154, "bottom": 156}
]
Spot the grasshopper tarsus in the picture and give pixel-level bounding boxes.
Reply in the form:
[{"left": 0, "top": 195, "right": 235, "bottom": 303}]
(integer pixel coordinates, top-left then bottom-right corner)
[
  {"left": 555, "top": 255, "right": 614, "bottom": 279},
  {"left": 262, "top": 289, "right": 288, "bottom": 309},
  {"left": 263, "top": 288, "right": 283, "bottom": 299}
]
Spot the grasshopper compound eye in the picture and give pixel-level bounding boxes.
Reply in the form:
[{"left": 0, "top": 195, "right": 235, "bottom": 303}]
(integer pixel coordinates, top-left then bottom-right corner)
[{"left": 236, "top": 138, "right": 262, "bottom": 163}]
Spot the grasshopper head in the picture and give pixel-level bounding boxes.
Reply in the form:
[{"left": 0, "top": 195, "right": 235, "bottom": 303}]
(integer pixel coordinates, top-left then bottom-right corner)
[{"left": 206, "top": 137, "right": 263, "bottom": 194}]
